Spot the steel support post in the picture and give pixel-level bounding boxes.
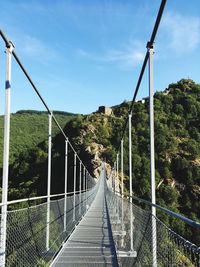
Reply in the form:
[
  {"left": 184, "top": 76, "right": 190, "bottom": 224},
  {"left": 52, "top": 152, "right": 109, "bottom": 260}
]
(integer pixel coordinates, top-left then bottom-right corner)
[
  {"left": 111, "top": 169, "right": 113, "bottom": 191},
  {"left": 128, "top": 112, "right": 133, "bottom": 252},
  {"left": 79, "top": 161, "right": 82, "bottom": 215},
  {"left": 148, "top": 42, "right": 157, "bottom": 267},
  {"left": 112, "top": 167, "right": 114, "bottom": 192},
  {"left": 116, "top": 153, "right": 119, "bottom": 214},
  {"left": 117, "top": 121, "right": 137, "bottom": 258},
  {"left": 63, "top": 139, "right": 68, "bottom": 232},
  {"left": 86, "top": 171, "right": 88, "bottom": 210},
  {"left": 83, "top": 167, "right": 86, "bottom": 212},
  {"left": 73, "top": 153, "right": 77, "bottom": 222},
  {"left": 111, "top": 170, "right": 113, "bottom": 191},
  {"left": 114, "top": 162, "right": 116, "bottom": 194},
  {"left": 46, "top": 113, "right": 52, "bottom": 251},
  {"left": 117, "top": 153, "right": 119, "bottom": 195},
  {"left": 0, "top": 42, "right": 14, "bottom": 267},
  {"left": 110, "top": 171, "right": 112, "bottom": 189},
  {"left": 121, "top": 139, "right": 124, "bottom": 228}
]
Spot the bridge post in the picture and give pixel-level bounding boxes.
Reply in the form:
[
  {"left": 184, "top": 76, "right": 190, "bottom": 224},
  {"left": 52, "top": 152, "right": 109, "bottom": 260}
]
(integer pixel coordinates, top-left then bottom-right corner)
[
  {"left": 121, "top": 139, "right": 124, "bottom": 228},
  {"left": 73, "top": 153, "right": 77, "bottom": 222},
  {"left": 117, "top": 113, "right": 137, "bottom": 258},
  {"left": 46, "top": 112, "right": 52, "bottom": 251},
  {"left": 64, "top": 139, "right": 68, "bottom": 232},
  {"left": 110, "top": 169, "right": 113, "bottom": 191},
  {"left": 117, "top": 153, "right": 119, "bottom": 195},
  {"left": 0, "top": 41, "right": 14, "bottom": 267},
  {"left": 111, "top": 169, "right": 114, "bottom": 191},
  {"left": 79, "top": 161, "right": 82, "bottom": 215},
  {"left": 147, "top": 41, "right": 157, "bottom": 267},
  {"left": 83, "top": 167, "right": 86, "bottom": 212},
  {"left": 114, "top": 162, "right": 116, "bottom": 194},
  {"left": 128, "top": 111, "right": 134, "bottom": 251},
  {"left": 116, "top": 153, "right": 119, "bottom": 214},
  {"left": 110, "top": 171, "right": 112, "bottom": 190},
  {"left": 86, "top": 171, "right": 88, "bottom": 210}
]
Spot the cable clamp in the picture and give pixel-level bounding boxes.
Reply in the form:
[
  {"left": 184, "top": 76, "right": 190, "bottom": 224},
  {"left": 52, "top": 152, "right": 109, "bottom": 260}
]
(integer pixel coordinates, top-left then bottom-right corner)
[{"left": 5, "top": 40, "right": 15, "bottom": 53}]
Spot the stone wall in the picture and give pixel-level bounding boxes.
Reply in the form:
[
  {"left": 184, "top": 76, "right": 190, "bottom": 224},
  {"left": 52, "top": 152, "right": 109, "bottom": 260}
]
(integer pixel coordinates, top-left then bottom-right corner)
[{"left": 98, "top": 106, "right": 113, "bottom": 116}]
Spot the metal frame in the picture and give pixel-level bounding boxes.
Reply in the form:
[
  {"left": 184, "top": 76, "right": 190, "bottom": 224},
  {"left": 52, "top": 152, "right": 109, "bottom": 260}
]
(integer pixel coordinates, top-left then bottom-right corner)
[
  {"left": 83, "top": 166, "right": 86, "bottom": 211},
  {"left": 0, "top": 29, "right": 96, "bottom": 266},
  {"left": 114, "top": 162, "right": 116, "bottom": 194},
  {"left": 116, "top": 153, "right": 119, "bottom": 215},
  {"left": 85, "top": 170, "right": 87, "bottom": 208},
  {"left": 0, "top": 190, "right": 86, "bottom": 208},
  {"left": 46, "top": 113, "right": 52, "bottom": 251},
  {"left": 79, "top": 161, "right": 82, "bottom": 215},
  {"left": 116, "top": 192, "right": 200, "bottom": 229},
  {"left": 148, "top": 41, "right": 157, "bottom": 266},
  {"left": 121, "top": 139, "right": 124, "bottom": 229},
  {"left": 0, "top": 2, "right": 174, "bottom": 265},
  {"left": 73, "top": 153, "right": 77, "bottom": 222},
  {"left": 116, "top": 153, "right": 119, "bottom": 195},
  {"left": 128, "top": 112, "right": 134, "bottom": 252},
  {"left": 64, "top": 139, "right": 68, "bottom": 232},
  {"left": 0, "top": 41, "right": 14, "bottom": 267}
]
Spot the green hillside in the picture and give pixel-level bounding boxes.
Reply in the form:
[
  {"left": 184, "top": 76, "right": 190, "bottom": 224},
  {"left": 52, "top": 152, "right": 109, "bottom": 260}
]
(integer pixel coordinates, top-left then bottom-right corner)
[
  {"left": 0, "top": 110, "right": 77, "bottom": 168},
  {"left": 0, "top": 79, "right": 199, "bottom": 246},
  {"left": 60, "top": 78, "right": 200, "bottom": 245}
]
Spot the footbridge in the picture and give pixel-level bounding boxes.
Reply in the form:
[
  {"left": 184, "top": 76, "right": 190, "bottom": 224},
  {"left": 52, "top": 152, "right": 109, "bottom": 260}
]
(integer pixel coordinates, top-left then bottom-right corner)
[
  {"left": 51, "top": 166, "right": 118, "bottom": 267},
  {"left": 0, "top": 0, "right": 200, "bottom": 266},
  {"left": 1, "top": 164, "right": 199, "bottom": 267}
]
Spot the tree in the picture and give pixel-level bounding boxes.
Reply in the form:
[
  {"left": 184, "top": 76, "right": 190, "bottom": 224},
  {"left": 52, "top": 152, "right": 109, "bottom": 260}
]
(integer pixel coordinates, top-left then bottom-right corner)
[{"left": 185, "top": 139, "right": 200, "bottom": 159}]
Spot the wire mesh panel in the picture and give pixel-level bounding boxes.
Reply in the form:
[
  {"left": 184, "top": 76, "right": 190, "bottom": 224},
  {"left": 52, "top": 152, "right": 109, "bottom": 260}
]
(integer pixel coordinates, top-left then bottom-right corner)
[
  {"left": 106, "top": 189, "right": 150, "bottom": 267},
  {"left": 106, "top": 188, "right": 200, "bottom": 267},
  {"left": 1, "top": 184, "right": 98, "bottom": 267},
  {"left": 135, "top": 216, "right": 200, "bottom": 267},
  {"left": 5, "top": 203, "right": 47, "bottom": 267}
]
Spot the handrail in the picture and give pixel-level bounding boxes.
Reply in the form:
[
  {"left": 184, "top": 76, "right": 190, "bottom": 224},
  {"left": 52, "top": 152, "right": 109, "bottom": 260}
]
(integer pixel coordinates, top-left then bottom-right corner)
[
  {"left": 0, "top": 188, "right": 88, "bottom": 207},
  {"left": 157, "top": 216, "right": 200, "bottom": 251},
  {"left": 114, "top": 190, "right": 200, "bottom": 229}
]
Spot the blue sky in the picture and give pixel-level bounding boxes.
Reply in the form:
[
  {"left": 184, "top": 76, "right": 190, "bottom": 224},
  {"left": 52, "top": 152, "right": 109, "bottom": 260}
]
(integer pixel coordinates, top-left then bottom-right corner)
[{"left": 0, "top": 0, "right": 200, "bottom": 115}]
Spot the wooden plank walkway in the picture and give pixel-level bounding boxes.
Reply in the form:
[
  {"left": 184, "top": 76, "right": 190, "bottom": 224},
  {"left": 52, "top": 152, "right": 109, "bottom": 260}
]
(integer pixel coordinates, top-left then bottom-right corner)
[{"left": 51, "top": 169, "right": 118, "bottom": 267}]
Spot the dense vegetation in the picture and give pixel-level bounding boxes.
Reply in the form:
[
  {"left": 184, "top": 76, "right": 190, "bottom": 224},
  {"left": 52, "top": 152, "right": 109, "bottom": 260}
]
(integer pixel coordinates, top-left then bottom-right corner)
[
  {"left": 62, "top": 79, "right": 200, "bottom": 245},
  {"left": 0, "top": 79, "right": 199, "bottom": 246},
  {"left": 0, "top": 110, "right": 77, "bottom": 167},
  {"left": 0, "top": 110, "right": 77, "bottom": 203}
]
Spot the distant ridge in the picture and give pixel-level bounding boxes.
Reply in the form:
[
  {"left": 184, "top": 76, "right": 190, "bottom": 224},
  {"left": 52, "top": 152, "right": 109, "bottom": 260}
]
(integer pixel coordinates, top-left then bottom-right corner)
[
  {"left": 0, "top": 110, "right": 77, "bottom": 168},
  {"left": 16, "top": 109, "right": 78, "bottom": 116}
]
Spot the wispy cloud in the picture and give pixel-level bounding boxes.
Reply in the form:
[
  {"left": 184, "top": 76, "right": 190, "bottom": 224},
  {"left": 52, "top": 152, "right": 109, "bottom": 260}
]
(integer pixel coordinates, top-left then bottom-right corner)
[
  {"left": 0, "top": 23, "right": 59, "bottom": 64},
  {"left": 162, "top": 12, "right": 200, "bottom": 53},
  {"left": 2, "top": 27, "right": 59, "bottom": 65},
  {"left": 78, "top": 40, "right": 145, "bottom": 69},
  {"left": 78, "top": 49, "right": 91, "bottom": 57},
  {"left": 22, "top": 35, "right": 46, "bottom": 54},
  {"left": 18, "top": 35, "right": 59, "bottom": 64}
]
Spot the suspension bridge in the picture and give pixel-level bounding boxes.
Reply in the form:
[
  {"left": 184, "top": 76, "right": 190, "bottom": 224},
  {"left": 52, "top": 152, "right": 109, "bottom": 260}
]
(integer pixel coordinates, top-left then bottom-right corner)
[{"left": 0, "top": 0, "right": 200, "bottom": 266}]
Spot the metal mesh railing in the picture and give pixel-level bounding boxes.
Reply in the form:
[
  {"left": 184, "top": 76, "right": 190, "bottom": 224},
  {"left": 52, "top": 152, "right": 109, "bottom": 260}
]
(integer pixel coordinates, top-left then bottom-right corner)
[
  {"left": 106, "top": 188, "right": 200, "bottom": 267},
  {"left": 134, "top": 215, "right": 200, "bottom": 267},
  {"left": 1, "top": 183, "right": 99, "bottom": 267}
]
